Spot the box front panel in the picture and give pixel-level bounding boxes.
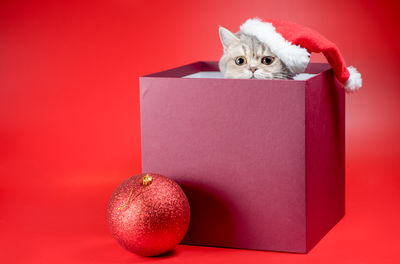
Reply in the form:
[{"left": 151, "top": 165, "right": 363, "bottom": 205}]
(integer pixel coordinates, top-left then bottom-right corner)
[{"left": 140, "top": 77, "right": 307, "bottom": 252}]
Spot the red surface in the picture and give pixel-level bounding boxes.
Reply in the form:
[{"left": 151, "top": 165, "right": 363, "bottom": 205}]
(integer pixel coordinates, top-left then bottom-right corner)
[{"left": 0, "top": 0, "right": 399, "bottom": 263}]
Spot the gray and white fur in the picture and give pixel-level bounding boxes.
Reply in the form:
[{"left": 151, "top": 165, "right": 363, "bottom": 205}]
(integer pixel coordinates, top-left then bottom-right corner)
[{"left": 218, "top": 27, "right": 294, "bottom": 80}]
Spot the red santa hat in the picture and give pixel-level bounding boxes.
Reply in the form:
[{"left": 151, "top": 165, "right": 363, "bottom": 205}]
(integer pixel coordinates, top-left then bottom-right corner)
[{"left": 240, "top": 18, "right": 362, "bottom": 92}]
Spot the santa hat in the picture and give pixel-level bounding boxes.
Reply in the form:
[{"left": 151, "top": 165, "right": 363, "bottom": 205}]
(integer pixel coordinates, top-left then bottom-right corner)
[{"left": 240, "top": 18, "right": 362, "bottom": 92}]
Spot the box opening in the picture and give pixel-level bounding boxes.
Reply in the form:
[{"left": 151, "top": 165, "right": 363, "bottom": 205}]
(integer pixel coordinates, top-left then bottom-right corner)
[
  {"left": 142, "top": 61, "right": 332, "bottom": 80},
  {"left": 182, "top": 71, "right": 316, "bottom": 80}
]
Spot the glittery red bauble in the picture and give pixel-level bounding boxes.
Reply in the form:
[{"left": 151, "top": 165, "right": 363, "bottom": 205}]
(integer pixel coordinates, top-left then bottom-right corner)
[{"left": 107, "top": 173, "right": 190, "bottom": 256}]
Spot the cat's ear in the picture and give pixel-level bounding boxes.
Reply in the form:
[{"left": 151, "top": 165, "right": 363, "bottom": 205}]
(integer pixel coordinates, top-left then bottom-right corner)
[{"left": 219, "top": 26, "right": 239, "bottom": 48}]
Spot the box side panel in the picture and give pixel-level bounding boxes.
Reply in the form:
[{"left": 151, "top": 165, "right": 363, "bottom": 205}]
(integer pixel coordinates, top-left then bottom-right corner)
[
  {"left": 304, "top": 63, "right": 331, "bottom": 74},
  {"left": 140, "top": 77, "right": 307, "bottom": 253},
  {"left": 305, "top": 71, "right": 345, "bottom": 252}
]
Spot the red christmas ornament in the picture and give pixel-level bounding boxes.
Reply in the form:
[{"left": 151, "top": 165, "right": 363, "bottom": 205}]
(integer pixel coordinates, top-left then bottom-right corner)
[{"left": 107, "top": 173, "right": 190, "bottom": 256}]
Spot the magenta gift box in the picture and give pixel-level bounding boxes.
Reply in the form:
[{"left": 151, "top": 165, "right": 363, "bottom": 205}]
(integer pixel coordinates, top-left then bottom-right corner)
[{"left": 140, "top": 61, "right": 345, "bottom": 253}]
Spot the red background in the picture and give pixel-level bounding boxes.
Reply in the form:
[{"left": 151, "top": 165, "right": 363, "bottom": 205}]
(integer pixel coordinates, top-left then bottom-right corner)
[{"left": 1, "top": 0, "right": 399, "bottom": 263}]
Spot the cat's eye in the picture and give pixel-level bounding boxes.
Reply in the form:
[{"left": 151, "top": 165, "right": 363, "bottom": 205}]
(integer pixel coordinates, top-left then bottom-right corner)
[
  {"left": 235, "top": 56, "right": 247, "bottom": 66},
  {"left": 261, "top": 56, "right": 275, "bottom": 65}
]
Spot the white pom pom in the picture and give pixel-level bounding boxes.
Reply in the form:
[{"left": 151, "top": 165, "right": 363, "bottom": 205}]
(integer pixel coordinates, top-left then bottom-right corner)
[{"left": 344, "top": 66, "right": 362, "bottom": 92}]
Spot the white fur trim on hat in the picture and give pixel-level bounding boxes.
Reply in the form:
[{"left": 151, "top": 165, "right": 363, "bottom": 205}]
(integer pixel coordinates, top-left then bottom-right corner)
[
  {"left": 345, "top": 66, "right": 362, "bottom": 92},
  {"left": 240, "top": 18, "right": 310, "bottom": 74}
]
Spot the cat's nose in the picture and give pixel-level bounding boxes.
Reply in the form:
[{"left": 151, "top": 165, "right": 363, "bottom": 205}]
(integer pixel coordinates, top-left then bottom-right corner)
[{"left": 250, "top": 67, "right": 257, "bottom": 73}]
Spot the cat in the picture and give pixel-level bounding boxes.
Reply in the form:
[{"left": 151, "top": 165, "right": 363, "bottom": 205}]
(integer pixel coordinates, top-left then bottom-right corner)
[{"left": 218, "top": 26, "right": 295, "bottom": 80}]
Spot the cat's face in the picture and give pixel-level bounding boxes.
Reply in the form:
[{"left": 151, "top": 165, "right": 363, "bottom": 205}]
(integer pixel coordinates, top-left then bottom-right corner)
[{"left": 218, "top": 27, "right": 293, "bottom": 79}]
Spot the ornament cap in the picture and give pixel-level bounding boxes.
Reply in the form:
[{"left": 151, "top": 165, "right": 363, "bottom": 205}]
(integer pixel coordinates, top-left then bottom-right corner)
[{"left": 143, "top": 174, "right": 153, "bottom": 186}]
